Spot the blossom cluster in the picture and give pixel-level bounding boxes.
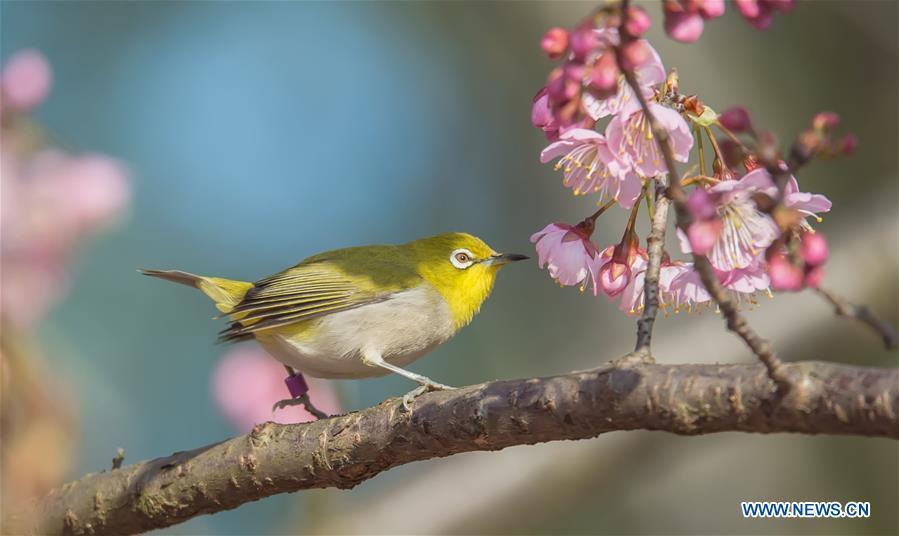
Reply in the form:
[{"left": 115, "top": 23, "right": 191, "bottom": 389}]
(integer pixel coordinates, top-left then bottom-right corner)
[
  {"left": 1, "top": 50, "right": 131, "bottom": 329},
  {"left": 529, "top": 2, "right": 836, "bottom": 317}
]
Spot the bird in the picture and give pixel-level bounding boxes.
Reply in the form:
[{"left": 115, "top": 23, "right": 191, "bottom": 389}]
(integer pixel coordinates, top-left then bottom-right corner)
[{"left": 141, "top": 232, "right": 528, "bottom": 415}]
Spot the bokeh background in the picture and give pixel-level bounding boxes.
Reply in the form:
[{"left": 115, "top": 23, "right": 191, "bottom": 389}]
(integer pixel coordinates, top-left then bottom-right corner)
[{"left": 2, "top": 1, "right": 897, "bottom": 534}]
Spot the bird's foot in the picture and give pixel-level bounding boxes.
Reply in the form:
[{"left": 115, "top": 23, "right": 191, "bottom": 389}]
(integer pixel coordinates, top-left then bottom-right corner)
[
  {"left": 402, "top": 381, "right": 455, "bottom": 411},
  {"left": 272, "top": 393, "right": 329, "bottom": 420}
]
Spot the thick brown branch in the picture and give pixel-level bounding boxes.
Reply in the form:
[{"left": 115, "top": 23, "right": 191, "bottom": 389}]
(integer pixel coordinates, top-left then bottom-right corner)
[
  {"left": 816, "top": 287, "right": 899, "bottom": 350},
  {"left": 21, "top": 360, "right": 899, "bottom": 536}
]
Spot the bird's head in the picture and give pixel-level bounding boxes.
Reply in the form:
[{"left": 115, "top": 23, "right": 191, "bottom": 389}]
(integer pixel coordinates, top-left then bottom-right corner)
[{"left": 409, "top": 232, "right": 528, "bottom": 329}]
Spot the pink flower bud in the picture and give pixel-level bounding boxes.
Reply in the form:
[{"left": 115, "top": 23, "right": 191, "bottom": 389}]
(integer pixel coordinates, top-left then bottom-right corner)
[
  {"left": 766, "top": 0, "right": 795, "bottom": 11},
  {"left": 768, "top": 254, "right": 804, "bottom": 292},
  {"left": 620, "top": 40, "right": 651, "bottom": 71},
  {"left": 686, "top": 187, "right": 717, "bottom": 221},
  {"left": 625, "top": 6, "right": 652, "bottom": 37},
  {"left": 541, "top": 27, "right": 570, "bottom": 60},
  {"left": 589, "top": 52, "right": 620, "bottom": 100},
  {"left": 569, "top": 27, "right": 597, "bottom": 62},
  {"left": 812, "top": 111, "right": 840, "bottom": 131},
  {"left": 804, "top": 266, "right": 824, "bottom": 289},
  {"left": 838, "top": 134, "right": 857, "bottom": 156},
  {"left": 735, "top": 0, "right": 761, "bottom": 19},
  {"left": 1, "top": 49, "right": 52, "bottom": 111},
  {"left": 699, "top": 0, "right": 726, "bottom": 19},
  {"left": 687, "top": 220, "right": 723, "bottom": 256},
  {"left": 664, "top": 9, "right": 705, "bottom": 43},
  {"left": 800, "top": 232, "right": 828, "bottom": 267},
  {"left": 719, "top": 106, "right": 753, "bottom": 132},
  {"left": 599, "top": 260, "right": 631, "bottom": 296},
  {"left": 531, "top": 87, "right": 553, "bottom": 128}
]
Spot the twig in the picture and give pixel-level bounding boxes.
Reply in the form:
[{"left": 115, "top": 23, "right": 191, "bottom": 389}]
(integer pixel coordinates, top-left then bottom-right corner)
[
  {"left": 816, "top": 287, "right": 899, "bottom": 350},
  {"left": 634, "top": 180, "right": 670, "bottom": 353},
  {"left": 21, "top": 358, "right": 899, "bottom": 536},
  {"left": 111, "top": 448, "right": 125, "bottom": 470},
  {"left": 615, "top": 3, "right": 789, "bottom": 389}
]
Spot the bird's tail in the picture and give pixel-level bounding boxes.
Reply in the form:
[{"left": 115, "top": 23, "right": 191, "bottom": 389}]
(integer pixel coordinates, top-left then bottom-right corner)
[{"left": 140, "top": 269, "right": 253, "bottom": 314}]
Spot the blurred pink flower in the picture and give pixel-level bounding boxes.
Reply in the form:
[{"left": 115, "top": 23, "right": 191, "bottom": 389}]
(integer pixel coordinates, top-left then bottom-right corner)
[
  {"left": 583, "top": 38, "right": 665, "bottom": 121},
  {"left": 1, "top": 148, "right": 130, "bottom": 328},
  {"left": 800, "top": 232, "right": 828, "bottom": 267},
  {"left": 735, "top": 0, "right": 794, "bottom": 30},
  {"left": 541, "top": 27, "right": 569, "bottom": 60},
  {"left": 0, "top": 50, "right": 131, "bottom": 329},
  {"left": 0, "top": 49, "right": 52, "bottom": 111},
  {"left": 767, "top": 253, "right": 804, "bottom": 292},
  {"left": 606, "top": 100, "right": 693, "bottom": 177},
  {"left": 530, "top": 222, "right": 602, "bottom": 293},
  {"left": 212, "top": 347, "right": 341, "bottom": 431},
  {"left": 664, "top": 10, "right": 706, "bottom": 43},
  {"left": 540, "top": 128, "right": 642, "bottom": 208},
  {"left": 624, "top": 6, "right": 652, "bottom": 37},
  {"left": 663, "top": 0, "right": 726, "bottom": 43}
]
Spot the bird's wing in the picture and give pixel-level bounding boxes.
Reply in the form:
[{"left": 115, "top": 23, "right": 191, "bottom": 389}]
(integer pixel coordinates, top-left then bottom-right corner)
[{"left": 217, "top": 248, "right": 417, "bottom": 342}]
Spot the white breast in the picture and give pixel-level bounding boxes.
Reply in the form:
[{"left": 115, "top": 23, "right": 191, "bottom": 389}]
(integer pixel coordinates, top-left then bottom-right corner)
[{"left": 257, "top": 284, "right": 456, "bottom": 379}]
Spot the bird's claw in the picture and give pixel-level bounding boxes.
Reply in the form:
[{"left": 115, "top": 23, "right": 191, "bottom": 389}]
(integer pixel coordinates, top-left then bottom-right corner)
[
  {"left": 401, "top": 382, "right": 455, "bottom": 411},
  {"left": 271, "top": 393, "right": 329, "bottom": 420}
]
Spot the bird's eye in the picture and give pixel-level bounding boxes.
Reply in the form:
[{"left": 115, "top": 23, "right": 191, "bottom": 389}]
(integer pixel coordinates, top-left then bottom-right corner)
[{"left": 450, "top": 248, "right": 475, "bottom": 269}]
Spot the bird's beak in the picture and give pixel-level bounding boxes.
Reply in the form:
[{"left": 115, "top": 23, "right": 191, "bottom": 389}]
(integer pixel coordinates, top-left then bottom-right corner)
[{"left": 486, "top": 253, "right": 530, "bottom": 266}]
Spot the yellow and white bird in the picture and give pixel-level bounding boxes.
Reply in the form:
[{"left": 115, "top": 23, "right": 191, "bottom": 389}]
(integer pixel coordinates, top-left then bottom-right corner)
[{"left": 142, "top": 232, "right": 527, "bottom": 413}]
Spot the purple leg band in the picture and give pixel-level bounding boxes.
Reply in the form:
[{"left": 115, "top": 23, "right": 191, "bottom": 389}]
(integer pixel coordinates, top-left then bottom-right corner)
[{"left": 285, "top": 373, "right": 309, "bottom": 398}]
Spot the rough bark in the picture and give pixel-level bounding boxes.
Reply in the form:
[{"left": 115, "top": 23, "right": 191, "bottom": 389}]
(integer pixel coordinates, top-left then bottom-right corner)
[{"left": 22, "top": 359, "right": 899, "bottom": 536}]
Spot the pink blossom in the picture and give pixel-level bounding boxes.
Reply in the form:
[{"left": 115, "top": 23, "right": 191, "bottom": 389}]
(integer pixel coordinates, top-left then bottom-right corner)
[
  {"left": 540, "top": 129, "right": 642, "bottom": 207},
  {"left": 624, "top": 6, "right": 652, "bottom": 37},
  {"left": 1, "top": 146, "right": 131, "bottom": 328},
  {"left": 583, "top": 39, "right": 665, "bottom": 120},
  {"left": 606, "top": 100, "right": 693, "bottom": 178},
  {"left": 212, "top": 348, "right": 341, "bottom": 431},
  {"left": 597, "top": 240, "right": 643, "bottom": 297},
  {"left": 735, "top": 0, "right": 794, "bottom": 30},
  {"left": 718, "top": 107, "right": 754, "bottom": 133},
  {"left": 663, "top": 1, "right": 726, "bottom": 43},
  {"left": 684, "top": 187, "right": 722, "bottom": 255},
  {"left": 541, "top": 27, "right": 569, "bottom": 60},
  {"left": 614, "top": 254, "right": 649, "bottom": 315},
  {"left": 659, "top": 262, "right": 712, "bottom": 313},
  {"left": 800, "top": 232, "right": 828, "bottom": 267},
  {"left": 661, "top": 260, "right": 771, "bottom": 314},
  {"left": 783, "top": 175, "right": 832, "bottom": 225},
  {"left": 1, "top": 49, "right": 52, "bottom": 111},
  {"left": 739, "top": 168, "right": 832, "bottom": 227},
  {"left": 664, "top": 10, "right": 705, "bottom": 43},
  {"left": 767, "top": 253, "right": 804, "bottom": 291},
  {"left": 531, "top": 222, "right": 602, "bottom": 293},
  {"left": 678, "top": 174, "right": 780, "bottom": 272},
  {"left": 805, "top": 266, "right": 824, "bottom": 288},
  {"left": 588, "top": 52, "right": 620, "bottom": 99}
]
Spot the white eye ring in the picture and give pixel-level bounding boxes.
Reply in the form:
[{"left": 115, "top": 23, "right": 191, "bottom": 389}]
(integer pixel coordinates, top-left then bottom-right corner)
[{"left": 450, "top": 248, "right": 475, "bottom": 269}]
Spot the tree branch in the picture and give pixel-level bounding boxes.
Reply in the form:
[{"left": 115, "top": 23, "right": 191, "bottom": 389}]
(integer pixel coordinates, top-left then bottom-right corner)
[
  {"left": 21, "top": 359, "right": 899, "bottom": 536},
  {"left": 634, "top": 181, "right": 670, "bottom": 353},
  {"left": 615, "top": 4, "right": 789, "bottom": 389},
  {"left": 816, "top": 287, "right": 899, "bottom": 350}
]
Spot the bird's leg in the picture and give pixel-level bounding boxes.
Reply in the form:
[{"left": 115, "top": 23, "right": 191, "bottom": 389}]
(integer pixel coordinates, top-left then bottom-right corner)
[
  {"left": 271, "top": 366, "right": 329, "bottom": 420},
  {"left": 361, "top": 352, "right": 455, "bottom": 410}
]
